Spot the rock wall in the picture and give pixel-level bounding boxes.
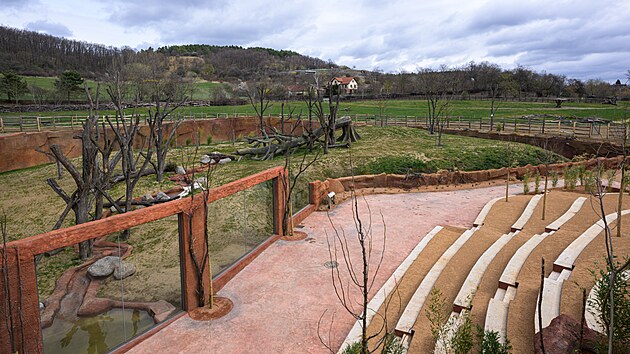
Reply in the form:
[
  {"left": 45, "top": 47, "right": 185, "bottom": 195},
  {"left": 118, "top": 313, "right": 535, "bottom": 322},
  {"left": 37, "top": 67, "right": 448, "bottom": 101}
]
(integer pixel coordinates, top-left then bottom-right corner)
[{"left": 0, "top": 117, "right": 310, "bottom": 173}]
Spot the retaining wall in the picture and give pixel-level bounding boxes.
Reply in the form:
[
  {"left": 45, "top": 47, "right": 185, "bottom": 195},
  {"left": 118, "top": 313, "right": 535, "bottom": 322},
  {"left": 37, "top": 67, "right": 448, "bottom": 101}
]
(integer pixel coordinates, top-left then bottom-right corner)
[
  {"left": 0, "top": 116, "right": 310, "bottom": 173},
  {"left": 308, "top": 156, "right": 625, "bottom": 209}
]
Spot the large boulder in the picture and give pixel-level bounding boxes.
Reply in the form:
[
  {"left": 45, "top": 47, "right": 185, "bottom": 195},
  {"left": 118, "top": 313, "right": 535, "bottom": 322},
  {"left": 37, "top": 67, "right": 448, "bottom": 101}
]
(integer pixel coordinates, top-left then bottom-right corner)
[
  {"left": 87, "top": 256, "right": 137, "bottom": 280},
  {"left": 113, "top": 261, "right": 136, "bottom": 280},
  {"left": 88, "top": 256, "right": 119, "bottom": 277},
  {"left": 534, "top": 314, "right": 602, "bottom": 354}
]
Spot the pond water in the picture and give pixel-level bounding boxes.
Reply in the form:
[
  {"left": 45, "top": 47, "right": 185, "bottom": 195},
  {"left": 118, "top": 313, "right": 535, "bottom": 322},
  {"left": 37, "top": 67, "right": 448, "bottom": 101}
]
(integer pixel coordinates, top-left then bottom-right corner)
[{"left": 42, "top": 308, "right": 154, "bottom": 354}]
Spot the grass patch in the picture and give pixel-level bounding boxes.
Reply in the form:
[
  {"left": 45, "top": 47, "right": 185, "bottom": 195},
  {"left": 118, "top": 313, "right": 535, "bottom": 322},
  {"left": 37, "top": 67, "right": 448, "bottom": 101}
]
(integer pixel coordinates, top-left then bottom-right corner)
[{"left": 1, "top": 126, "right": 565, "bottom": 303}]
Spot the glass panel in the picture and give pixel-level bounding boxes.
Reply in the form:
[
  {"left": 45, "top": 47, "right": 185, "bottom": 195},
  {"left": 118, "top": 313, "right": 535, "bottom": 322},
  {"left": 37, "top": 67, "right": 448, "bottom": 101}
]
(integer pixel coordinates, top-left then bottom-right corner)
[
  {"left": 38, "top": 216, "right": 183, "bottom": 353},
  {"left": 208, "top": 180, "right": 274, "bottom": 277},
  {"left": 291, "top": 172, "right": 310, "bottom": 215}
]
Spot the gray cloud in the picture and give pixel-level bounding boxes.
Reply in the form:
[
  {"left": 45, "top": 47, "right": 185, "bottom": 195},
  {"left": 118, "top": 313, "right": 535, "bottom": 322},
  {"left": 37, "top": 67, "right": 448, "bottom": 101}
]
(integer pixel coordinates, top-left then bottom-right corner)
[
  {"left": 3, "top": 0, "right": 38, "bottom": 8},
  {"left": 26, "top": 20, "right": 73, "bottom": 37},
  {"left": 1, "top": 0, "right": 629, "bottom": 81}
]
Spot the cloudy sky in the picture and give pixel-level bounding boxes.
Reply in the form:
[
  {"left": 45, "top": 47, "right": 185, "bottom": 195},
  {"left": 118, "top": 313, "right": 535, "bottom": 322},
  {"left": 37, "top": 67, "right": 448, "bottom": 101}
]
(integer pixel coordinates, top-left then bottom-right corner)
[{"left": 2, "top": 0, "right": 629, "bottom": 82}]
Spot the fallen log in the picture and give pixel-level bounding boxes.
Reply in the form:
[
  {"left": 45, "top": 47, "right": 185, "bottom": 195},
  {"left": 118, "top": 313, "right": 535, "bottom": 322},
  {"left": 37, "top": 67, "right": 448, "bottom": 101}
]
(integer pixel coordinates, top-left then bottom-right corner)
[{"left": 235, "top": 116, "right": 360, "bottom": 160}]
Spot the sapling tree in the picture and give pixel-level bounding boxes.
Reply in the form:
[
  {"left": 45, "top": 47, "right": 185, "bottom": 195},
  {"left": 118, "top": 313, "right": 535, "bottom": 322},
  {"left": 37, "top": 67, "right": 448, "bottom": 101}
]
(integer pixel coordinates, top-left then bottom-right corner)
[
  {"left": 319, "top": 149, "right": 399, "bottom": 354},
  {"left": 590, "top": 153, "right": 630, "bottom": 353}
]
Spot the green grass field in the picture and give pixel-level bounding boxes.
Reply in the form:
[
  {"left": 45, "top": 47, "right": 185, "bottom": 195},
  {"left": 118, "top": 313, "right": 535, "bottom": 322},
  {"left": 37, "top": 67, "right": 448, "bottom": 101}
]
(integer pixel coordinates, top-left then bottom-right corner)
[{"left": 3, "top": 92, "right": 628, "bottom": 122}]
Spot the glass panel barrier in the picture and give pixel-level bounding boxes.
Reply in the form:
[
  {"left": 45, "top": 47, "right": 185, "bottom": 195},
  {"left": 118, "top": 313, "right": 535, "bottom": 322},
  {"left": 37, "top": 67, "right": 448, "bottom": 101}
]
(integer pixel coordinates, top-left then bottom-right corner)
[{"left": 38, "top": 216, "right": 183, "bottom": 353}]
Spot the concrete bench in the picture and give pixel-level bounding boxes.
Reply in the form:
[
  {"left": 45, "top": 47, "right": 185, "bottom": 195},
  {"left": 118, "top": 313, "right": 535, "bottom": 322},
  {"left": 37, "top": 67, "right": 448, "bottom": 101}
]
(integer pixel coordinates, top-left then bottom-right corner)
[
  {"left": 499, "top": 233, "right": 549, "bottom": 287},
  {"left": 554, "top": 210, "right": 630, "bottom": 271},
  {"left": 545, "top": 197, "right": 587, "bottom": 232},
  {"left": 535, "top": 269, "right": 571, "bottom": 331},
  {"left": 395, "top": 227, "right": 479, "bottom": 337},
  {"left": 511, "top": 194, "right": 543, "bottom": 232},
  {"left": 337, "top": 226, "right": 444, "bottom": 353},
  {"left": 473, "top": 196, "right": 503, "bottom": 227},
  {"left": 454, "top": 232, "right": 518, "bottom": 310}
]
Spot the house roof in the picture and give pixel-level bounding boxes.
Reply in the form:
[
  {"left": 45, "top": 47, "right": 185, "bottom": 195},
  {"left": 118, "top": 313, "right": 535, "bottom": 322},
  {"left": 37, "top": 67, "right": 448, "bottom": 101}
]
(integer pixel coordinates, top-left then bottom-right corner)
[
  {"left": 331, "top": 77, "right": 355, "bottom": 85},
  {"left": 287, "top": 85, "right": 306, "bottom": 92}
]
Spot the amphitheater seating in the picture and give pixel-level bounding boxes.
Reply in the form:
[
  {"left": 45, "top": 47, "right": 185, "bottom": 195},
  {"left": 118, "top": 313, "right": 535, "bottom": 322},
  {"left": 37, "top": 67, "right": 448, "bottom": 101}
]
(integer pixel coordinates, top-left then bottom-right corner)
[
  {"left": 484, "top": 197, "right": 587, "bottom": 341},
  {"left": 337, "top": 190, "right": 629, "bottom": 354},
  {"left": 535, "top": 209, "right": 630, "bottom": 331}
]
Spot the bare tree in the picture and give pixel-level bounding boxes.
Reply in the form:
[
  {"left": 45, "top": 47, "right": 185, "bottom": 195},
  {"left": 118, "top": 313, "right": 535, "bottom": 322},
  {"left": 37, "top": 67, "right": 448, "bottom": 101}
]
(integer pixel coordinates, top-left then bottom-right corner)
[
  {"left": 245, "top": 80, "right": 273, "bottom": 138},
  {"left": 105, "top": 72, "right": 155, "bottom": 240},
  {"left": 137, "top": 54, "right": 192, "bottom": 182},
  {"left": 46, "top": 85, "right": 104, "bottom": 259},
  {"left": 416, "top": 67, "right": 452, "bottom": 145}
]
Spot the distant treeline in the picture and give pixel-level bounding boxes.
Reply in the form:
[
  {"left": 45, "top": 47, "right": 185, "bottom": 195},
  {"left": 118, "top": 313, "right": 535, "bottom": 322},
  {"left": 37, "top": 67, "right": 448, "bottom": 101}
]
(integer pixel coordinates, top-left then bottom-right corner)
[{"left": 0, "top": 25, "right": 333, "bottom": 81}]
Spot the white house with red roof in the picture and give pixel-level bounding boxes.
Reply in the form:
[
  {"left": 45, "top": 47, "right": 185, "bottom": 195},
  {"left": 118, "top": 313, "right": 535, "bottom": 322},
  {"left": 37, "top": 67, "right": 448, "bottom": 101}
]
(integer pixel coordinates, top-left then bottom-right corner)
[{"left": 330, "top": 76, "right": 358, "bottom": 94}]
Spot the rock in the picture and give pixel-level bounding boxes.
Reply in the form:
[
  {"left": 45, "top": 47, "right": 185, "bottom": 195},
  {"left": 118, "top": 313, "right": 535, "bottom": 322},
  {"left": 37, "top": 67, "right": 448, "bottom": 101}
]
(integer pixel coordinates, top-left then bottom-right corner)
[
  {"left": 195, "top": 177, "right": 207, "bottom": 186},
  {"left": 200, "top": 155, "right": 211, "bottom": 164},
  {"left": 155, "top": 191, "right": 170, "bottom": 201},
  {"left": 535, "top": 314, "right": 602, "bottom": 354},
  {"left": 218, "top": 157, "right": 231, "bottom": 164},
  {"left": 88, "top": 256, "right": 120, "bottom": 277},
  {"left": 175, "top": 166, "right": 186, "bottom": 175},
  {"left": 142, "top": 193, "right": 155, "bottom": 202},
  {"left": 149, "top": 300, "right": 177, "bottom": 323},
  {"left": 39, "top": 302, "right": 45, "bottom": 310},
  {"left": 113, "top": 261, "right": 136, "bottom": 280}
]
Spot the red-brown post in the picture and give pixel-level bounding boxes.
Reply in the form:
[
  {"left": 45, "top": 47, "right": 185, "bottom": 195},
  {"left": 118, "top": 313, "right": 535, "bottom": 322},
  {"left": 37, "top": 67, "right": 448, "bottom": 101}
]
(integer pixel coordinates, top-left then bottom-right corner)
[
  {"left": 273, "top": 169, "right": 288, "bottom": 236},
  {"left": 178, "top": 196, "right": 211, "bottom": 311},
  {"left": 0, "top": 247, "right": 42, "bottom": 353}
]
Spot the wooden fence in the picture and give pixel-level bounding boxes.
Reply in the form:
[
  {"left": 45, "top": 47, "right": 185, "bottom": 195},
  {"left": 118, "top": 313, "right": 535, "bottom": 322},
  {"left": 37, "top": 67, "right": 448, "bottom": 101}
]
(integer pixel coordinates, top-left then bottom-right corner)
[{"left": 2, "top": 113, "right": 628, "bottom": 144}]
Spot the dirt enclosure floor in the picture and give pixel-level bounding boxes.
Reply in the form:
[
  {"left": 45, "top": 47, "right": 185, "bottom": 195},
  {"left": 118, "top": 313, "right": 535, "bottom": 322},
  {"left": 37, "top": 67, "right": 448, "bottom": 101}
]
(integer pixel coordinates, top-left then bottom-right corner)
[{"left": 129, "top": 183, "right": 533, "bottom": 353}]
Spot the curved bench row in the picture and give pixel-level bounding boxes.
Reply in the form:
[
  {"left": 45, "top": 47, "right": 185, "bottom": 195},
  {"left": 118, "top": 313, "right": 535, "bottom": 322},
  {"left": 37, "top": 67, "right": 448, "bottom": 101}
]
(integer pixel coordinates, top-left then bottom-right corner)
[
  {"left": 535, "top": 209, "right": 630, "bottom": 331},
  {"left": 484, "top": 196, "right": 587, "bottom": 342}
]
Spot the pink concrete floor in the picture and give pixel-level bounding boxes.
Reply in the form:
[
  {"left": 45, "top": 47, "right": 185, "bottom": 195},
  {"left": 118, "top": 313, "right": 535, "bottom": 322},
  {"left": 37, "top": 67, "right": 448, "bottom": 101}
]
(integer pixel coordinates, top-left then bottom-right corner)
[{"left": 129, "top": 184, "right": 524, "bottom": 353}]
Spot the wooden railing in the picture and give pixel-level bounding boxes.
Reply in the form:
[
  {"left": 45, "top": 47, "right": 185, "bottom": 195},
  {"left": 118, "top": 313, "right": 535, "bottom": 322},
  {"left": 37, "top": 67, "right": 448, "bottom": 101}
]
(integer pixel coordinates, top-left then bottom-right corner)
[{"left": 0, "top": 166, "right": 289, "bottom": 353}]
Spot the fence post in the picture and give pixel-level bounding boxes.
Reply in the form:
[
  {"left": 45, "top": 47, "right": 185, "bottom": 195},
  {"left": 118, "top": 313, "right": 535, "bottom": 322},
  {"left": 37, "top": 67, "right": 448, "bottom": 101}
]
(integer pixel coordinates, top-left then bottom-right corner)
[
  {"left": 514, "top": 118, "right": 518, "bottom": 132},
  {"left": 0, "top": 248, "right": 43, "bottom": 353},
  {"left": 542, "top": 118, "right": 545, "bottom": 134},
  {"left": 178, "top": 197, "right": 212, "bottom": 311},
  {"left": 273, "top": 169, "right": 288, "bottom": 236},
  {"left": 528, "top": 117, "right": 532, "bottom": 134},
  {"left": 572, "top": 121, "right": 576, "bottom": 137},
  {"left": 19, "top": 117, "right": 23, "bottom": 132},
  {"left": 607, "top": 123, "right": 610, "bottom": 140},
  {"left": 37, "top": 117, "right": 41, "bottom": 131},
  {"left": 589, "top": 123, "right": 592, "bottom": 138},
  {"left": 0, "top": 117, "right": 3, "bottom": 133},
  {"left": 557, "top": 121, "right": 561, "bottom": 135},
  {"left": 479, "top": 116, "right": 482, "bottom": 130}
]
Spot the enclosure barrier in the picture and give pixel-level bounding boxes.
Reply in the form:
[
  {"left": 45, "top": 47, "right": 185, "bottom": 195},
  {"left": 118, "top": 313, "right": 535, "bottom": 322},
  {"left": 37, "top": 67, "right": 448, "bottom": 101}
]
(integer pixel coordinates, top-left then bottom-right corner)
[
  {"left": 2, "top": 113, "right": 627, "bottom": 145},
  {"left": 0, "top": 166, "right": 293, "bottom": 353}
]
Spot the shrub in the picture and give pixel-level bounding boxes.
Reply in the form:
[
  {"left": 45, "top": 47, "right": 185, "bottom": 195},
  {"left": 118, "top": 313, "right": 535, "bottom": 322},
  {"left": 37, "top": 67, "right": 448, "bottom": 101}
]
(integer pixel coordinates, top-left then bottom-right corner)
[
  {"left": 523, "top": 173, "right": 531, "bottom": 195},
  {"left": 206, "top": 135, "right": 213, "bottom": 145},
  {"left": 360, "top": 155, "right": 431, "bottom": 175},
  {"left": 476, "top": 328, "right": 512, "bottom": 354},
  {"left": 452, "top": 311, "right": 475, "bottom": 354},
  {"left": 588, "top": 260, "right": 630, "bottom": 353},
  {"left": 164, "top": 161, "right": 177, "bottom": 173},
  {"left": 551, "top": 171, "right": 559, "bottom": 188},
  {"left": 534, "top": 172, "right": 541, "bottom": 194}
]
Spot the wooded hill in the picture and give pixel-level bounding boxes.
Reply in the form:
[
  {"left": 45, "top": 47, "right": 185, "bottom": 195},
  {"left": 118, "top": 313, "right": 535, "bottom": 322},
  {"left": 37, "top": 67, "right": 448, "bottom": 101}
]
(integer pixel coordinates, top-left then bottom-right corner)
[{"left": 0, "top": 26, "right": 334, "bottom": 80}]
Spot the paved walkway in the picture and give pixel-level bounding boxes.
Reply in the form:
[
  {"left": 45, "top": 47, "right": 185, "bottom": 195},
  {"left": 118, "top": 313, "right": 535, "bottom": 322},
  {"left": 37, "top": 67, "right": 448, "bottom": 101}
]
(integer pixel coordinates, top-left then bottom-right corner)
[{"left": 130, "top": 185, "right": 524, "bottom": 353}]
